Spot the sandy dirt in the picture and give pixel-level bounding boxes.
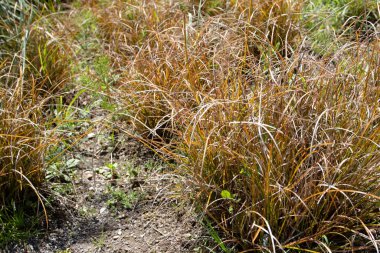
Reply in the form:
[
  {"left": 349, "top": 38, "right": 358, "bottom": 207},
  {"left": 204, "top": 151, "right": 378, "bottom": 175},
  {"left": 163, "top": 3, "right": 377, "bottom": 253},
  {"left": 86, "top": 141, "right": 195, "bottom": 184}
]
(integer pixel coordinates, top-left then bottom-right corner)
[{"left": 4, "top": 108, "right": 206, "bottom": 253}]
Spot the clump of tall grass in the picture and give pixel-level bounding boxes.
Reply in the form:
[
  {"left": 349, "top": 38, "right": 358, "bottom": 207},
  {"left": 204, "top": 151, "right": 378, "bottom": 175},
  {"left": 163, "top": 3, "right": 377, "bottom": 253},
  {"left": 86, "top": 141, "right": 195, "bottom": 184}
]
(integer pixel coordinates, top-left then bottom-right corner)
[
  {"left": 97, "top": 0, "right": 380, "bottom": 251},
  {"left": 246, "top": 0, "right": 303, "bottom": 57},
  {"left": 0, "top": 74, "right": 46, "bottom": 203},
  {"left": 0, "top": 0, "right": 71, "bottom": 207},
  {"left": 182, "top": 45, "right": 380, "bottom": 251},
  {"left": 188, "top": 0, "right": 303, "bottom": 57},
  {"left": 97, "top": 0, "right": 187, "bottom": 139}
]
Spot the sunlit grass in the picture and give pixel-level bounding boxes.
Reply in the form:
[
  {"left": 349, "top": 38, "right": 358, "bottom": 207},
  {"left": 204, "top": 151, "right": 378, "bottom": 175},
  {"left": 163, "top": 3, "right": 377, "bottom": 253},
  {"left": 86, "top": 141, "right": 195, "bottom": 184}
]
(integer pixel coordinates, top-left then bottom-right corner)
[
  {"left": 0, "top": 0, "right": 73, "bottom": 245},
  {"left": 1, "top": 0, "right": 379, "bottom": 251},
  {"left": 96, "top": 0, "right": 380, "bottom": 251}
]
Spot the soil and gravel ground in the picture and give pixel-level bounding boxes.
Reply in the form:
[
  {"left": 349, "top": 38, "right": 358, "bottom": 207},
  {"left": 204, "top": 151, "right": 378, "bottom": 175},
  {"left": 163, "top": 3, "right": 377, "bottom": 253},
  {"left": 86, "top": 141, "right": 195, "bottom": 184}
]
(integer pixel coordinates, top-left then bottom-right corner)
[{"left": 5, "top": 120, "right": 206, "bottom": 253}]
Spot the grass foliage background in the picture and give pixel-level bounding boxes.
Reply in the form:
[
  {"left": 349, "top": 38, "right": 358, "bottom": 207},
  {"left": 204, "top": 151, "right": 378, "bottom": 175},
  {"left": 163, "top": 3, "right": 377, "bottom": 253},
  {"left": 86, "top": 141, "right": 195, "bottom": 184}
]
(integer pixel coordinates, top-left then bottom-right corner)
[
  {"left": 97, "top": 0, "right": 379, "bottom": 251},
  {"left": 1, "top": 0, "right": 379, "bottom": 251}
]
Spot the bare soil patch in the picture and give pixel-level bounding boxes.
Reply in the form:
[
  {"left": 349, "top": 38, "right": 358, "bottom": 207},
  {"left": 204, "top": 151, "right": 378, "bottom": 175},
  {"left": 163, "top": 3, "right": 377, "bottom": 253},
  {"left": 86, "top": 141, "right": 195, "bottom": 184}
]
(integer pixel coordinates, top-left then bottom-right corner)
[{"left": 5, "top": 122, "right": 205, "bottom": 253}]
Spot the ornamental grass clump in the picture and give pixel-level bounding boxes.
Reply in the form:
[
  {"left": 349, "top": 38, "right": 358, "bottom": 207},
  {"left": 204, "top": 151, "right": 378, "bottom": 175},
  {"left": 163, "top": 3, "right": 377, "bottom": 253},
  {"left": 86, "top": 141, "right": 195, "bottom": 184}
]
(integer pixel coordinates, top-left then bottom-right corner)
[
  {"left": 0, "top": 78, "right": 46, "bottom": 203},
  {"left": 97, "top": 0, "right": 379, "bottom": 251},
  {"left": 0, "top": 0, "right": 71, "bottom": 206},
  {"left": 180, "top": 43, "right": 380, "bottom": 251}
]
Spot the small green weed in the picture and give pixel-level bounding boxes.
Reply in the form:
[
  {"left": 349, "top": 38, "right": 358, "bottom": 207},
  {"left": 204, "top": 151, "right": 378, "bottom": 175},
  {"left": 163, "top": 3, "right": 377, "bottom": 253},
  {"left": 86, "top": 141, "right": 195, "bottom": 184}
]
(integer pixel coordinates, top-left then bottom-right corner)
[
  {"left": 106, "top": 186, "right": 139, "bottom": 210},
  {"left": 204, "top": 218, "right": 233, "bottom": 253},
  {"left": 100, "top": 161, "right": 142, "bottom": 211},
  {"left": 45, "top": 157, "right": 79, "bottom": 196},
  {"left": 0, "top": 203, "right": 42, "bottom": 247},
  {"left": 74, "top": 9, "right": 98, "bottom": 45},
  {"left": 92, "top": 231, "right": 106, "bottom": 250},
  {"left": 78, "top": 206, "right": 97, "bottom": 218},
  {"left": 56, "top": 249, "right": 72, "bottom": 253},
  {"left": 96, "top": 162, "right": 119, "bottom": 180},
  {"left": 46, "top": 158, "right": 80, "bottom": 183},
  {"left": 303, "top": 0, "right": 379, "bottom": 55}
]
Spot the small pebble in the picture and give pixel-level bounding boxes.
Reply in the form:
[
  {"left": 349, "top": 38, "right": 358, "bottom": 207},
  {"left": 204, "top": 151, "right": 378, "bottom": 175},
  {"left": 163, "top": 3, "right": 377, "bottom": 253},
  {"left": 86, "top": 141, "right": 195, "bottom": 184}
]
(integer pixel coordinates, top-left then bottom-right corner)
[
  {"left": 87, "top": 132, "right": 96, "bottom": 139},
  {"left": 117, "top": 214, "right": 126, "bottom": 219},
  {"left": 83, "top": 171, "right": 93, "bottom": 180}
]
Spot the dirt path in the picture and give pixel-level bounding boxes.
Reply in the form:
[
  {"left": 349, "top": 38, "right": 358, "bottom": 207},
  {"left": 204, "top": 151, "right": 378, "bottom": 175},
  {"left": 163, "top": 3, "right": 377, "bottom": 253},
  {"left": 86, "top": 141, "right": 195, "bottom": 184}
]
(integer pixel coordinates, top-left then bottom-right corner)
[{"left": 9, "top": 121, "right": 204, "bottom": 253}]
